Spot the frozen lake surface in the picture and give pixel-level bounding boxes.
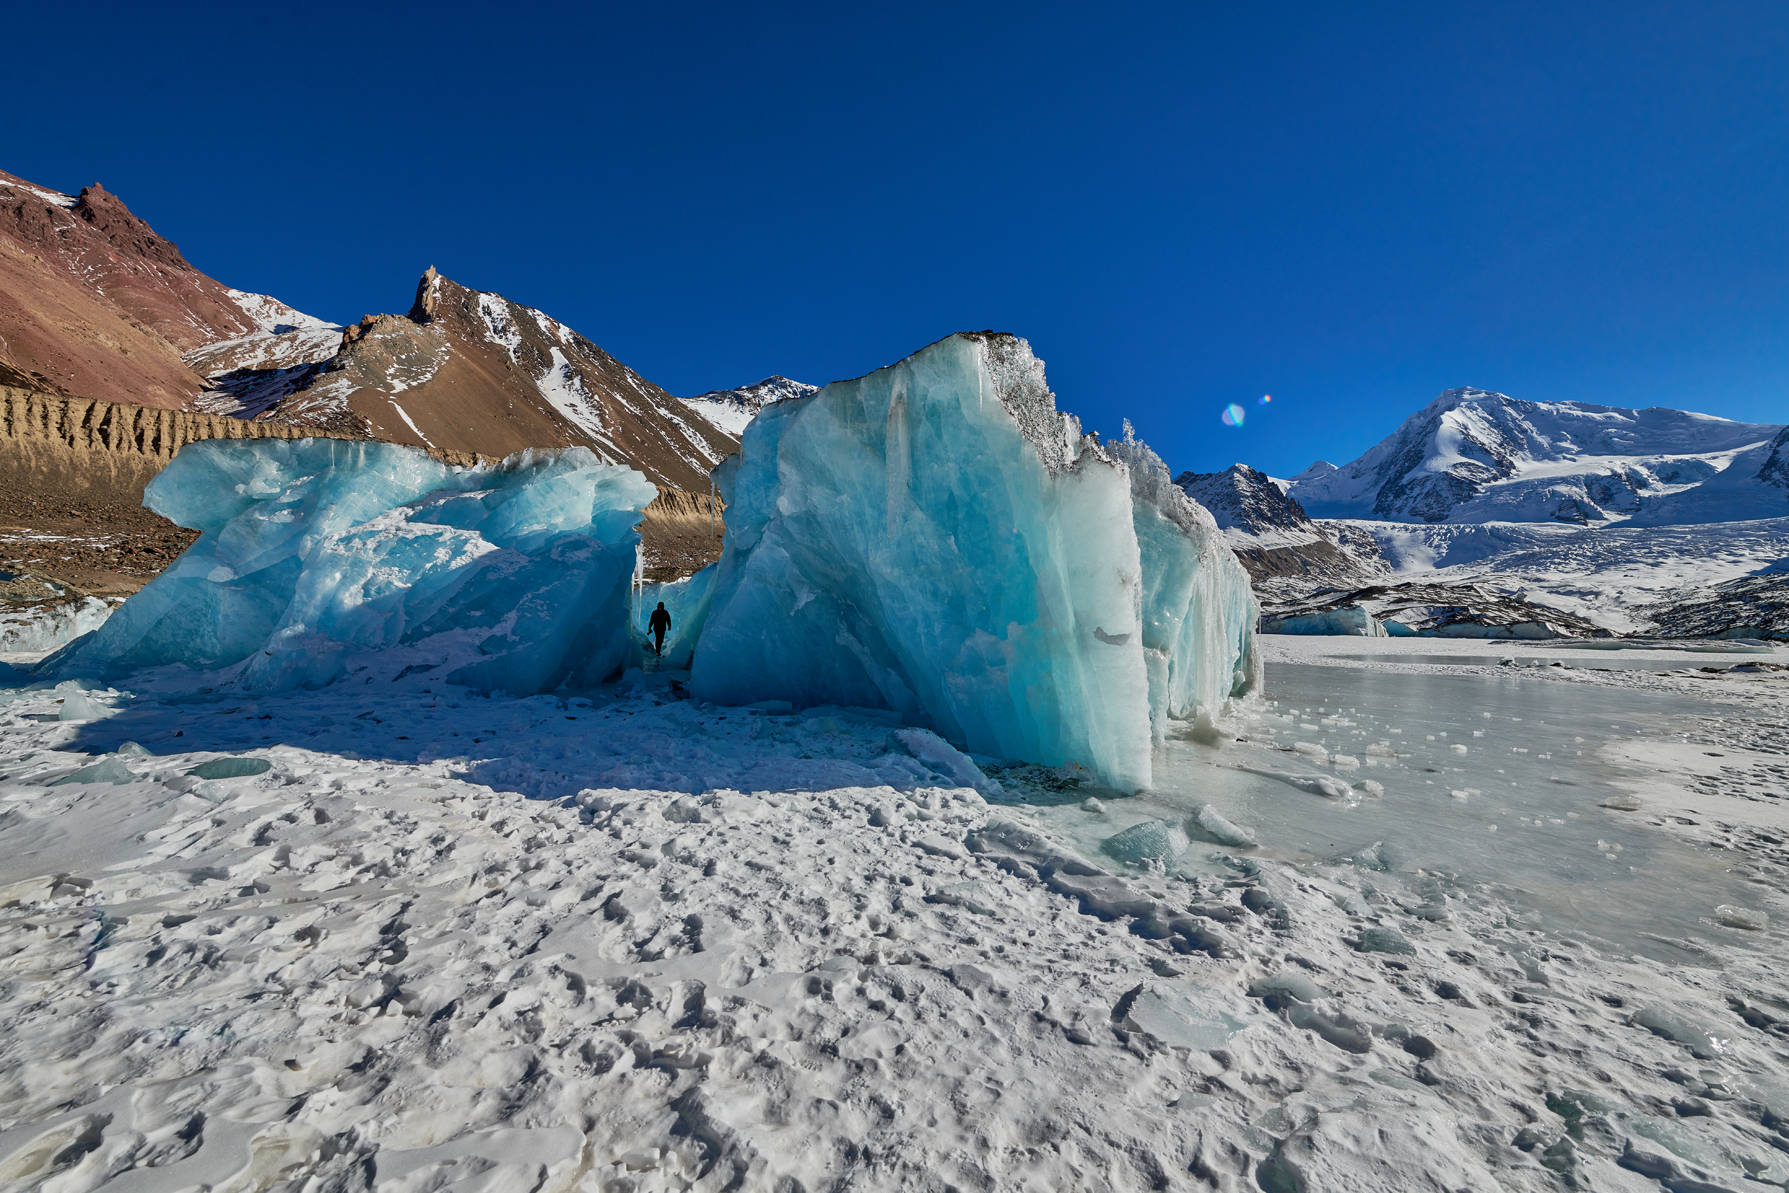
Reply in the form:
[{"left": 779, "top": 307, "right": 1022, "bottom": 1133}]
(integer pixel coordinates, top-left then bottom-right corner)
[{"left": 1021, "top": 659, "right": 1763, "bottom": 956}]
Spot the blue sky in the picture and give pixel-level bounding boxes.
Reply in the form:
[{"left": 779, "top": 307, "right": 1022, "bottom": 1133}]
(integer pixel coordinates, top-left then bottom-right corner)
[{"left": 8, "top": 1, "right": 1786, "bottom": 475}]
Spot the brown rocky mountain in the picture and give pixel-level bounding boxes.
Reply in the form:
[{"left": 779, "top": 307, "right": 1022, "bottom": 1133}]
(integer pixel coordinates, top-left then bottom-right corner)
[
  {"left": 1, "top": 168, "right": 748, "bottom": 494},
  {"left": 1, "top": 172, "right": 213, "bottom": 407},
  {"left": 243, "top": 268, "right": 741, "bottom": 491},
  {"left": 0, "top": 169, "right": 344, "bottom": 415}
]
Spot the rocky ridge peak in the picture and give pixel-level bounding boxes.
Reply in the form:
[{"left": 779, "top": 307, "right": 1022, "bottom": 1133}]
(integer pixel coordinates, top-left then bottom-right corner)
[
  {"left": 72, "top": 182, "right": 194, "bottom": 272},
  {"left": 1761, "top": 427, "right": 1789, "bottom": 490},
  {"left": 411, "top": 266, "right": 443, "bottom": 323},
  {"left": 1175, "top": 463, "right": 1315, "bottom": 535}
]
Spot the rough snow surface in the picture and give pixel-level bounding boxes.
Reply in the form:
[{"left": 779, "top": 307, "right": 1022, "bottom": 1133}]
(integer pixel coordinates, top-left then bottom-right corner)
[{"left": 1, "top": 637, "right": 1786, "bottom": 1190}]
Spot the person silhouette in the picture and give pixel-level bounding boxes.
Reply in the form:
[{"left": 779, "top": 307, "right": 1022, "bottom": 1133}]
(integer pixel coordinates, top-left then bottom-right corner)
[{"left": 648, "top": 601, "right": 672, "bottom": 656}]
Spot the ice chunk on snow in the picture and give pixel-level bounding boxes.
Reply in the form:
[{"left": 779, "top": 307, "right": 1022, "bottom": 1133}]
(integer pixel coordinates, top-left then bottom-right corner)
[
  {"left": 1115, "top": 986, "right": 1246, "bottom": 1051},
  {"left": 1353, "top": 926, "right": 1416, "bottom": 955},
  {"left": 51, "top": 757, "right": 137, "bottom": 785},
  {"left": 895, "top": 727, "right": 1000, "bottom": 797},
  {"left": 187, "top": 757, "right": 274, "bottom": 780},
  {"left": 1266, "top": 605, "right": 1388, "bottom": 636},
  {"left": 0, "top": 598, "right": 112, "bottom": 654},
  {"left": 1101, "top": 819, "right": 1189, "bottom": 867},
  {"left": 45, "top": 440, "right": 655, "bottom": 694},
  {"left": 56, "top": 688, "right": 107, "bottom": 721},
  {"left": 688, "top": 333, "right": 1257, "bottom": 789},
  {"left": 1714, "top": 904, "right": 1768, "bottom": 931},
  {"left": 1632, "top": 1006, "right": 1726, "bottom": 1059},
  {"left": 1242, "top": 766, "right": 1354, "bottom": 800},
  {"left": 1186, "top": 802, "right": 1257, "bottom": 848}
]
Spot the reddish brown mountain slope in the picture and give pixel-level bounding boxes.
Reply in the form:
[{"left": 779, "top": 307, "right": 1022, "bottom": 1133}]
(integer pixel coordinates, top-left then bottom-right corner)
[
  {"left": 0, "top": 168, "right": 745, "bottom": 494},
  {"left": 261, "top": 268, "right": 741, "bottom": 490},
  {"left": 1, "top": 171, "right": 259, "bottom": 351},
  {"left": 0, "top": 174, "right": 212, "bottom": 408}
]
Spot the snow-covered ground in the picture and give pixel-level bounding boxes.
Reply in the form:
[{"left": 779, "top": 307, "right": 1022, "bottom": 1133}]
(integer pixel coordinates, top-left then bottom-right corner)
[{"left": 2, "top": 640, "right": 1787, "bottom": 1191}]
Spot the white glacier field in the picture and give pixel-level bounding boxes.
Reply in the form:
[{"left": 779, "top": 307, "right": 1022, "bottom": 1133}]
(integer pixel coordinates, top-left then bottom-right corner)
[{"left": 1, "top": 633, "right": 1786, "bottom": 1191}]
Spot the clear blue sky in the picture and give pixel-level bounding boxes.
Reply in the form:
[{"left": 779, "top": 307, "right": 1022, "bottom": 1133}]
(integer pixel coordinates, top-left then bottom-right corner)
[{"left": 8, "top": 1, "right": 1786, "bottom": 475}]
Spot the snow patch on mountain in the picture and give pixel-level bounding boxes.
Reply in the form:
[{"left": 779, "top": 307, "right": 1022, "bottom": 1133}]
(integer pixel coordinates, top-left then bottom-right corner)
[
  {"left": 188, "top": 290, "right": 345, "bottom": 418},
  {"left": 681, "top": 376, "right": 818, "bottom": 438},
  {"left": 0, "top": 176, "right": 76, "bottom": 209}
]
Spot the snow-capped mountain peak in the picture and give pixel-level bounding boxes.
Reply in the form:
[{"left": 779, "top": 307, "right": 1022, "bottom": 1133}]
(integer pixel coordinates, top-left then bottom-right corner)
[
  {"left": 1177, "top": 464, "right": 1314, "bottom": 537},
  {"left": 1289, "top": 387, "right": 1783, "bottom": 525},
  {"left": 680, "top": 375, "right": 819, "bottom": 438}
]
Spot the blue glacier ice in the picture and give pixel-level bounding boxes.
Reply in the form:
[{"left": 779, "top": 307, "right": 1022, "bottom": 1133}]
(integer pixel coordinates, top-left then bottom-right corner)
[
  {"left": 1109, "top": 424, "right": 1260, "bottom": 735},
  {"left": 46, "top": 439, "right": 655, "bottom": 694},
  {"left": 1267, "top": 605, "right": 1389, "bottom": 636},
  {"left": 688, "top": 333, "right": 1257, "bottom": 790}
]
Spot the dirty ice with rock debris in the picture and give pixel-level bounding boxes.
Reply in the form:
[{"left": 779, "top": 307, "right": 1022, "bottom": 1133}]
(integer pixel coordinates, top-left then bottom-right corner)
[{"left": 2, "top": 334, "right": 1788, "bottom": 1193}]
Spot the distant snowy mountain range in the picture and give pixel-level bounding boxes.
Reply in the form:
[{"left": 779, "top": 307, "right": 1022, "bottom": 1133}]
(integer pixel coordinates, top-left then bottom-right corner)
[
  {"left": 1286, "top": 386, "right": 1785, "bottom": 526},
  {"left": 1203, "top": 387, "right": 1788, "bottom": 639}
]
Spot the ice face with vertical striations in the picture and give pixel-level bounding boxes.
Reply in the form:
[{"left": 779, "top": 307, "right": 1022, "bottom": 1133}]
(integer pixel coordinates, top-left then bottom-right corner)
[
  {"left": 1109, "top": 424, "right": 1261, "bottom": 734},
  {"left": 46, "top": 439, "right": 656, "bottom": 693},
  {"left": 689, "top": 333, "right": 1258, "bottom": 790}
]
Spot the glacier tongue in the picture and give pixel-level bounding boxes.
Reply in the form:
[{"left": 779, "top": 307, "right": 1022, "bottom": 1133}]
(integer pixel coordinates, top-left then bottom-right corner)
[
  {"left": 46, "top": 439, "right": 656, "bottom": 693},
  {"left": 689, "top": 333, "right": 1256, "bottom": 790}
]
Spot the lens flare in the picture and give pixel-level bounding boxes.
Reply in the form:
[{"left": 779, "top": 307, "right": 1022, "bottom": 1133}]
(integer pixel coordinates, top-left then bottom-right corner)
[
  {"left": 1259, "top": 393, "right": 1272, "bottom": 405},
  {"left": 1221, "top": 403, "right": 1246, "bottom": 427}
]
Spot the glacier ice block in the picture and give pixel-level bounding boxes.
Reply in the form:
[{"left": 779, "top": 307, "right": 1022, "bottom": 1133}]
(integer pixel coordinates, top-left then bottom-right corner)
[
  {"left": 46, "top": 439, "right": 655, "bottom": 694},
  {"left": 689, "top": 332, "right": 1257, "bottom": 789}
]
